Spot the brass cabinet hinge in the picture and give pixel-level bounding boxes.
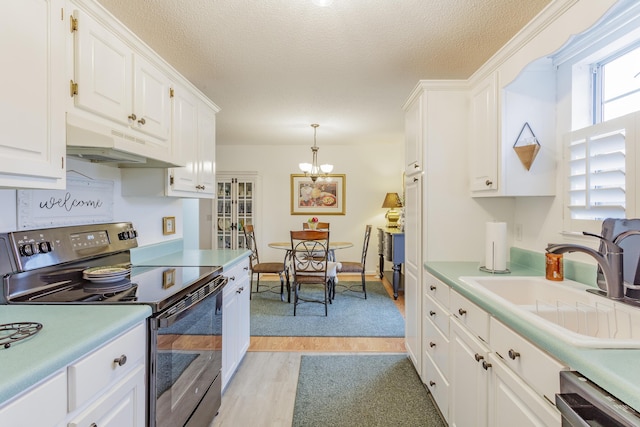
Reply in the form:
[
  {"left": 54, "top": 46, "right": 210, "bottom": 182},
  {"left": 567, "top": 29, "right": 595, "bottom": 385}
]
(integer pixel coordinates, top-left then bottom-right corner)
[
  {"left": 70, "top": 80, "right": 78, "bottom": 97},
  {"left": 169, "top": 88, "right": 174, "bottom": 98},
  {"left": 70, "top": 15, "right": 78, "bottom": 32}
]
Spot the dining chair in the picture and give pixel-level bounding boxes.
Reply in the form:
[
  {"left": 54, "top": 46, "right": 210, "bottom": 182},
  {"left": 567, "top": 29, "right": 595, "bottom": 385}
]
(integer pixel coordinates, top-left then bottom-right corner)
[
  {"left": 243, "top": 224, "right": 289, "bottom": 301},
  {"left": 302, "top": 222, "right": 330, "bottom": 230},
  {"left": 335, "top": 225, "right": 372, "bottom": 299},
  {"left": 290, "top": 230, "right": 331, "bottom": 316}
]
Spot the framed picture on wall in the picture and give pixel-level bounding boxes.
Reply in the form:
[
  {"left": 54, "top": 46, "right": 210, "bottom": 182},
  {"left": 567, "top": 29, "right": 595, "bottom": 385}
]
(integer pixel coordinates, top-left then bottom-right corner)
[{"left": 290, "top": 174, "right": 346, "bottom": 215}]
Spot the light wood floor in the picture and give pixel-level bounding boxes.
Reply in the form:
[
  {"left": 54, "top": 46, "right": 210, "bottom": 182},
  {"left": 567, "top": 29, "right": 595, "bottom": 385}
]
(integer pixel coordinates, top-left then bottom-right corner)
[{"left": 211, "top": 274, "right": 406, "bottom": 426}]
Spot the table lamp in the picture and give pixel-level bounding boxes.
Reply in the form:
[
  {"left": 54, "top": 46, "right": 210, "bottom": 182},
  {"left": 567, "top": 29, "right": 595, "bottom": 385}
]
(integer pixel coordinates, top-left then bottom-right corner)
[{"left": 381, "top": 192, "right": 402, "bottom": 228}]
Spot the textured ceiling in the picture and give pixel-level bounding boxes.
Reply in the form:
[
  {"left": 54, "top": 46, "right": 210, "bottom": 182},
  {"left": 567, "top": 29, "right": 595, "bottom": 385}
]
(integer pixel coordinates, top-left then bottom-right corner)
[{"left": 95, "top": 0, "right": 552, "bottom": 146}]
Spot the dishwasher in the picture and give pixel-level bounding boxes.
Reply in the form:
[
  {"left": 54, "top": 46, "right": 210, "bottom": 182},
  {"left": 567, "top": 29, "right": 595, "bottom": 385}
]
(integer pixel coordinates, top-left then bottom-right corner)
[{"left": 556, "top": 371, "right": 640, "bottom": 426}]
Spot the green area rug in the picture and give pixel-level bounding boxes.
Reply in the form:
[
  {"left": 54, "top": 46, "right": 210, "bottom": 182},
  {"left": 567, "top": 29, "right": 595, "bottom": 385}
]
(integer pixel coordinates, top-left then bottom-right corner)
[
  {"left": 250, "top": 281, "right": 404, "bottom": 337},
  {"left": 293, "top": 355, "right": 445, "bottom": 427}
]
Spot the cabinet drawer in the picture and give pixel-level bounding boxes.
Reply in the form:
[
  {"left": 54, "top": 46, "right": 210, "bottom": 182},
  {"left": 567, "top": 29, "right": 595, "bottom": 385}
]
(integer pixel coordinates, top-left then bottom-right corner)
[
  {"left": 68, "top": 324, "right": 146, "bottom": 411},
  {"left": 490, "top": 318, "right": 567, "bottom": 401},
  {"left": 224, "top": 257, "right": 250, "bottom": 282},
  {"left": 424, "top": 293, "right": 449, "bottom": 336},
  {"left": 422, "top": 352, "right": 449, "bottom": 423},
  {"left": 425, "top": 273, "right": 450, "bottom": 309},
  {"left": 424, "top": 316, "right": 450, "bottom": 377},
  {"left": 450, "top": 290, "right": 489, "bottom": 343}
]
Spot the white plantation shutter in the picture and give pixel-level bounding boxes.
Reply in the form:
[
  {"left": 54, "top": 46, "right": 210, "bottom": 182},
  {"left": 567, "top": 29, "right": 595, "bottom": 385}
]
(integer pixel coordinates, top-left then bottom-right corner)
[{"left": 564, "top": 112, "right": 638, "bottom": 234}]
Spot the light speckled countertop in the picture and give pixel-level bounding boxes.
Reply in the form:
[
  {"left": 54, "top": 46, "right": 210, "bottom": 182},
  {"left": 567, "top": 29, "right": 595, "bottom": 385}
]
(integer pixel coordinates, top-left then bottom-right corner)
[
  {"left": 132, "top": 248, "right": 251, "bottom": 271},
  {"left": 425, "top": 260, "right": 640, "bottom": 412},
  {"left": 0, "top": 304, "right": 150, "bottom": 405}
]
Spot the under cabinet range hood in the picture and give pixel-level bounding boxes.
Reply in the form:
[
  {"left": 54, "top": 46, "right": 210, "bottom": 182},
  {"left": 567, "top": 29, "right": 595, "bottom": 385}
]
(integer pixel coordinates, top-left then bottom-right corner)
[{"left": 66, "top": 114, "right": 183, "bottom": 168}]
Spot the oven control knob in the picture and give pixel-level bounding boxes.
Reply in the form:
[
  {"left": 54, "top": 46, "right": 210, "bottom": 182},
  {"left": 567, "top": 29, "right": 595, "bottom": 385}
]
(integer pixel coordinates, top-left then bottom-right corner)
[
  {"left": 20, "top": 243, "right": 35, "bottom": 257},
  {"left": 38, "top": 241, "right": 52, "bottom": 253}
]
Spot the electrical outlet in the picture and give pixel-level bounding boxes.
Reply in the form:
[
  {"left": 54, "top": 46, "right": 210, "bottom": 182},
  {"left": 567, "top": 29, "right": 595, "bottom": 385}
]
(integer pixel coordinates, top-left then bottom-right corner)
[{"left": 515, "top": 223, "right": 523, "bottom": 241}]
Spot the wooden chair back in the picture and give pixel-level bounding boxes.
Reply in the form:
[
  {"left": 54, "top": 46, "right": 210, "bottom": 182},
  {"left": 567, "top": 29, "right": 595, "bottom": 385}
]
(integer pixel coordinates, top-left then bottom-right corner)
[{"left": 302, "top": 222, "right": 330, "bottom": 230}]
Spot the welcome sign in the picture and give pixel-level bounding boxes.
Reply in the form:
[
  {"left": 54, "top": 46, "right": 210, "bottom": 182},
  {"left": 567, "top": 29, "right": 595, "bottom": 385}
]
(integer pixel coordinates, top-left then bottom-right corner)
[{"left": 17, "top": 176, "right": 114, "bottom": 229}]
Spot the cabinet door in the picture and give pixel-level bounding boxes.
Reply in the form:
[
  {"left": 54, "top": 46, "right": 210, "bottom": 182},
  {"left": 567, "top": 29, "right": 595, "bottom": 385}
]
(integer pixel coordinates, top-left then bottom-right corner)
[
  {"left": 133, "top": 54, "right": 172, "bottom": 141},
  {"left": 197, "top": 103, "right": 216, "bottom": 196},
  {"left": 487, "top": 354, "right": 561, "bottom": 427},
  {"left": 469, "top": 72, "right": 498, "bottom": 193},
  {"left": 237, "top": 269, "right": 251, "bottom": 358},
  {"left": 404, "top": 94, "right": 423, "bottom": 174},
  {"left": 68, "top": 365, "right": 146, "bottom": 427},
  {"left": 73, "top": 8, "right": 133, "bottom": 126},
  {"left": 404, "top": 171, "right": 422, "bottom": 374},
  {"left": 450, "top": 319, "right": 490, "bottom": 427},
  {"left": 170, "top": 87, "right": 199, "bottom": 192},
  {"left": 222, "top": 280, "right": 239, "bottom": 389},
  {"left": 0, "top": 370, "right": 67, "bottom": 427},
  {"left": 0, "top": 0, "right": 65, "bottom": 189}
]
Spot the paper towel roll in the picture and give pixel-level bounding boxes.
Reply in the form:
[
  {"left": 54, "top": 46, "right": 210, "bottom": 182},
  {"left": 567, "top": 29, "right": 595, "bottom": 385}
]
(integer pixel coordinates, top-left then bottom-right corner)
[{"left": 485, "top": 222, "right": 507, "bottom": 271}]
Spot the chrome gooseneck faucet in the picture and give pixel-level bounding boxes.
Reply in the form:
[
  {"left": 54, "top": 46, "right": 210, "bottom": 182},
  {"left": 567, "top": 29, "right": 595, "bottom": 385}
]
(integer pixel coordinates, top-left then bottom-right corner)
[{"left": 546, "top": 232, "right": 625, "bottom": 300}]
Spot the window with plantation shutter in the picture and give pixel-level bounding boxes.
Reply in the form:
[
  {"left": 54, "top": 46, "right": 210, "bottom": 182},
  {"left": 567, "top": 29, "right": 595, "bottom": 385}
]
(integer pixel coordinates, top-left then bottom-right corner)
[{"left": 564, "top": 112, "right": 638, "bottom": 235}]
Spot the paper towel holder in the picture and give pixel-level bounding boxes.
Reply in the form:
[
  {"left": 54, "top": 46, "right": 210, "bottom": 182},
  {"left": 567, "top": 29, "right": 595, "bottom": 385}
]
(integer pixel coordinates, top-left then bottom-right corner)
[
  {"left": 479, "top": 265, "right": 511, "bottom": 274},
  {"left": 479, "top": 241, "right": 511, "bottom": 274}
]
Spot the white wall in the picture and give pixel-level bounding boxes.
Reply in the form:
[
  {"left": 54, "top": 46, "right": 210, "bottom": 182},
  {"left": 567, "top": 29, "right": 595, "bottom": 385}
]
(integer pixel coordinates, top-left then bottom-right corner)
[
  {"left": 0, "top": 158, "right": 184, "bottom": 248},
  {"left": 211, "top": 143, "right": 404, "bottom": 273}
]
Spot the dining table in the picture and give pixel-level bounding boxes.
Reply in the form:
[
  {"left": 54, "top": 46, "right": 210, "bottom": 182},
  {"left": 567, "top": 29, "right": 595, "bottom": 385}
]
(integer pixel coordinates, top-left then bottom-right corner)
[{"left": 268, "top": 241, "right": 353, "bottom": 302}]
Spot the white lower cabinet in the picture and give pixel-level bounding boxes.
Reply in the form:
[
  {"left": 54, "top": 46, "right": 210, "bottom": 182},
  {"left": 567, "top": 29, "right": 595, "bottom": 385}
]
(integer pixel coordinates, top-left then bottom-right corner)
[
  {"left": 422, "top": 280, "right": 565, "bottom": 426},
  {"left": 450, "top": 318, "right": 490, "bottom": 427},
  {"left": 422, "top": 273, "right": 452, "bottom": 421},
  {"left": 0, "top": 322, "right": 146, "bottom": 427},
  {"left": 67, "top": 365, "right": 146, "bottom": 427},
  {"left": 488, "top": 353, "right": 561, "bottom": 427},
  {"left": 222, "top": 257, "right": 251, "bottom": 390},
  {"left": 0, "top": 370, "right": 67, "bottom": 427}
]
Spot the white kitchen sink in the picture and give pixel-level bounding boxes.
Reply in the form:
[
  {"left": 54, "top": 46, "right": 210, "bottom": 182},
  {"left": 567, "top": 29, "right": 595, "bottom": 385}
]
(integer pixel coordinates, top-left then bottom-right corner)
[{"left": 459, "top": 276, "right": 640, "bottom": 349}]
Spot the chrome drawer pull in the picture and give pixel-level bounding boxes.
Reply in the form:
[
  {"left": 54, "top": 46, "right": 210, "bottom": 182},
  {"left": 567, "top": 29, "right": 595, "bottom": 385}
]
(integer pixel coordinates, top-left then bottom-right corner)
[
  {"left": 429, "top": 341, "right": 436, "bottom": 348},
  {"left": 458, "top": 308, "right": 467, "bottom": 316},
  {"left": 429, "top": 381, "right": 436, "bottom": 387},
  {"left": 113, "top": 354, "right": 127, "bottom": 367},
  {"left": 429, "top": 311, "right": 436, "bottom": 316},
  {"left": 508, "top": 349, "right": 520, "bottom": 360},
  {"left": 482, "top": 361, "right": 492, "bottom": 370},
  {"left": 474, "top": 353, "right": 484, "bottom": 362},
  {"left": 237, "top": 287, "right": 244, "bottom": 293},
  {"left": 430, "top": 285, "right": 436, "bottom": 291}
]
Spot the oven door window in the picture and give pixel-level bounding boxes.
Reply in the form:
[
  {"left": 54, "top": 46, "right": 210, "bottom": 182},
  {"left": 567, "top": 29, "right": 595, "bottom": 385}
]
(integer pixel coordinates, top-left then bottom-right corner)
[{"left": 154, "top": 290, "right": 223, "bottom": 427}]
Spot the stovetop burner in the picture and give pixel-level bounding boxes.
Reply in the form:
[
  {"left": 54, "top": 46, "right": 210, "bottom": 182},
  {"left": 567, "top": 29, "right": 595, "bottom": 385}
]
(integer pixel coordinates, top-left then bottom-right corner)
[{"left": 0, "top": 322, "right": 43, "bottom": 349}]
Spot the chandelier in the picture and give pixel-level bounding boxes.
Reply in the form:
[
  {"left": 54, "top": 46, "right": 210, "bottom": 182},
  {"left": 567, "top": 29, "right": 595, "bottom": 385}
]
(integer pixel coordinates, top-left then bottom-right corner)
[{"left": 299, "top": 124, "right": 333, "bottom": 182}]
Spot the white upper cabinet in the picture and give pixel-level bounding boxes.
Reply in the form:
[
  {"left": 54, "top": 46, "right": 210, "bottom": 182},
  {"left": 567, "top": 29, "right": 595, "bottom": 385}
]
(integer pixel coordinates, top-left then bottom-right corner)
[
  {"left": 468, "top": 0, "right": 619, "bottom": 197},
  {"left": 404, "top": 95, "right": 423, "bottom": 176},
  {"left": 469, "top": 72, "right": 499, "bottom": 193},
  {"left": 167, "top": 93, "right": 218, "bottom": 198},
  {"left": 68, "top": 6, "right": 175, "bottom": 164},
  {"left": 0, "top": 0, "right": 66, "bottom": 189},
  {"left": 169, "top": 86, "right": 199, "bottom": 192}
]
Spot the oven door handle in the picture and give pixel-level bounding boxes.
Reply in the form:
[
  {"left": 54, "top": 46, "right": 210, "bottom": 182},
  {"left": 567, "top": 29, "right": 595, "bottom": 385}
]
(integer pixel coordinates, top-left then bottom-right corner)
[
  {"left": 555, "top": 393, "right": 591, "bottom": 427},
  {"left": 154, "top": 276, "right": 227, "bottom": 329}
]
